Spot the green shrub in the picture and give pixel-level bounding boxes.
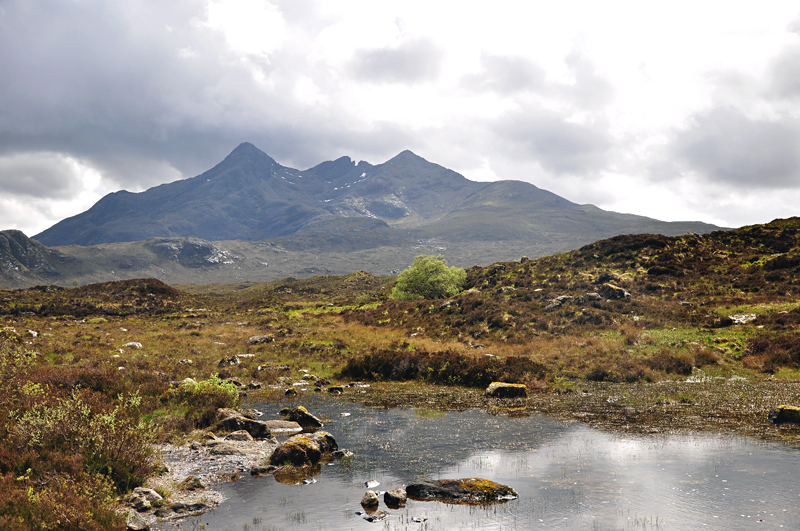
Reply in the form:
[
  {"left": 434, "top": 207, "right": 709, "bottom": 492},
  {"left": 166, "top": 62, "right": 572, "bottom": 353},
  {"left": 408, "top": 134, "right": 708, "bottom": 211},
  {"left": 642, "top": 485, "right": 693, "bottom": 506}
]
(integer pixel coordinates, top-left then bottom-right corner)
[
  {"left": 175, "top": 374, "right": 239, "bottom": 428},
  {"left": 391, "top": 255, "right": 466, "bottom": 301}
]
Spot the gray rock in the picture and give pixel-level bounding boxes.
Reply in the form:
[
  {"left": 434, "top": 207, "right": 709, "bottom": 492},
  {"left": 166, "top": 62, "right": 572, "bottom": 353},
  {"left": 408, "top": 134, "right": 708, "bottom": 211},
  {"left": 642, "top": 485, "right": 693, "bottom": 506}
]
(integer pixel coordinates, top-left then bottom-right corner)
[
  {"left": 126, "top": 511, "right": 150, "bottom": 530},
  {"left": 207, "top": 441, "right": 247, "bottom": 455},
  {"left": 361, "top": 490, "right": 380, "bottom": 507},
  {"left": 384, "top": 488, "right": 407, "bottom": 507},
  {"left": 129, "top": 487, "right": 162, "bottom": 512},
  {"left": 225, "top": 430, "right": 254, "bottom": 442},
  {"left": 247, "top": 335, "right": 275, "bottom": 345},
  {"left": 216, "top": 408, "right": 272, "bottom": 439}
]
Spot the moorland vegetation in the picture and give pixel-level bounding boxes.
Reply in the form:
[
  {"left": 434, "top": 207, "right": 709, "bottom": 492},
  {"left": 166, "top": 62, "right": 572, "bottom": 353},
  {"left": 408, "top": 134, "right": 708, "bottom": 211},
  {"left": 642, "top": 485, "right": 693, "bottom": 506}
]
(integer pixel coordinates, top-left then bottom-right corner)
[{"left": 3, "top": 218, "right": 800, "bottom": 529}]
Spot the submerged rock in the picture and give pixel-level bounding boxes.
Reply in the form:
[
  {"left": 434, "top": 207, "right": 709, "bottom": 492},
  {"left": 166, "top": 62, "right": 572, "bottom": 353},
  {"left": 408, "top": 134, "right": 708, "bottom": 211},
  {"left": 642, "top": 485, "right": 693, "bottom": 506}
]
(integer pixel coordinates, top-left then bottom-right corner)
[
  {"left": 406, "top": 478, "right": 518, "bottom": 504},
  {"left": 485, "top": 382, "right": 528, "bottom": 398},
  {"left": 769, "top": 405, "right": 800, "bottom": 424}
]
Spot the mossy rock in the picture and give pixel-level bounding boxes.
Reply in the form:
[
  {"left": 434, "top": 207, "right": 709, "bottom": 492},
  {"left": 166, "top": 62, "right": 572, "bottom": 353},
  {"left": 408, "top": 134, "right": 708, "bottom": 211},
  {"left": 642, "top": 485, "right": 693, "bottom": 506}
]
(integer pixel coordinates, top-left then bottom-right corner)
[
  {"left": 406, "top": 477, "right": 517, "bottom": 504},
  {"left": 485, "top": 382, "right": 527, "bottom": 398},
  {"left": 270, "top": 434, "right": 321, "bottom": 466},
  {"left": 769, "top": 405, "right": 800, "bottom": 424}
]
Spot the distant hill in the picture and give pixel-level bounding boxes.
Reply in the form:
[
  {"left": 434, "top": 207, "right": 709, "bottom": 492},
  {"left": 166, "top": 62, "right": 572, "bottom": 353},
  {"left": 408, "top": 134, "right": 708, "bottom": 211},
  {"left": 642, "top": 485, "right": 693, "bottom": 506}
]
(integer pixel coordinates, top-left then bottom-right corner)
[{"left": 34, "top": 142, "right": 721, "bottom": 248}]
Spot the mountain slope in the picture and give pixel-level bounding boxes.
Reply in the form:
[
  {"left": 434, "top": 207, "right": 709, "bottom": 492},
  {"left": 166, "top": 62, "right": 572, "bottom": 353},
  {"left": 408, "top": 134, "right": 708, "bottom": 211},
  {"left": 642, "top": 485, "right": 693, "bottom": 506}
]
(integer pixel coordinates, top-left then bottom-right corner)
[{"left": 34, "top": 143, "right": 722, "bottom": 247}]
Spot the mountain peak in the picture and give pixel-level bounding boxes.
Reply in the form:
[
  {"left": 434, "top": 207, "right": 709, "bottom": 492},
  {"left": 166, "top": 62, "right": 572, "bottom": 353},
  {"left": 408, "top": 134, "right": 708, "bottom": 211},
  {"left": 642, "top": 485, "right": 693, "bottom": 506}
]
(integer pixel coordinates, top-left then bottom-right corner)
[
  {"left": 224, "top": 142, "right": 276, "bottom": 165},
  {"left": 388, "top": 149, "right": 427, "bottom": 164}
]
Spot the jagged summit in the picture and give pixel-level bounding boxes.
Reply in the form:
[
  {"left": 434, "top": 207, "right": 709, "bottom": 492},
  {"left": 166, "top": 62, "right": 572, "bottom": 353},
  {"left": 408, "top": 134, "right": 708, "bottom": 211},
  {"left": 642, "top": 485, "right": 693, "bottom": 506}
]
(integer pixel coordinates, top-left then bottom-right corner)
[{"left": 33, "top": 142, "right": 722, "bottom": 248}]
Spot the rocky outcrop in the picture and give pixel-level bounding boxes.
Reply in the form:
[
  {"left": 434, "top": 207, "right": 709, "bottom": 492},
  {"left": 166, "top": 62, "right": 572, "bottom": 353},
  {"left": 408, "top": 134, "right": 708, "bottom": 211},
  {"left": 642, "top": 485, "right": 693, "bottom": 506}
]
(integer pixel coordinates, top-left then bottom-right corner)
[
  {"left": 406, "top": 478, "right": 518, "bottom": 504},
  {"left": 216, "top": 408, "right": 272, "bottom": 439},
  {"left": 485, "top": 382, "right": 527, "bottom": 398},
  {"left": 769, "top": 405, "right": 800, "bottom": 424}
]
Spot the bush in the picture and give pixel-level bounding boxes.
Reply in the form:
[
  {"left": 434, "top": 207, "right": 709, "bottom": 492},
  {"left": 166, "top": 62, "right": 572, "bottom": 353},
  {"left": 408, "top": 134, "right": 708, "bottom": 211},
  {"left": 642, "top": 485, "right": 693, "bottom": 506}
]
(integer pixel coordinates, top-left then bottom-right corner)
[
  {"left": 174, "top": 374, "right": 239, "bottom": 428},
  {"left": 391, "top": 255, "right": 467, "bottom": 301}
]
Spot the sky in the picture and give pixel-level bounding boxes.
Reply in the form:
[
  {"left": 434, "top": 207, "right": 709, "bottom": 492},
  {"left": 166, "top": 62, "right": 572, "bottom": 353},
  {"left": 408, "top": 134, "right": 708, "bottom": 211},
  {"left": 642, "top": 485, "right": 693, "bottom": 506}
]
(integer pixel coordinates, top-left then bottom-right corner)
[{"left": 3, "top": 0, "right": 800, "bottom": 236}]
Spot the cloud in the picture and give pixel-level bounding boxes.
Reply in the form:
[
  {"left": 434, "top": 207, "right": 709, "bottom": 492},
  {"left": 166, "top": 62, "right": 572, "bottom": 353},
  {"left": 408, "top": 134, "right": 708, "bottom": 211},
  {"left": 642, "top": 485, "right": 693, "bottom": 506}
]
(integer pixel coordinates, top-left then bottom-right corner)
[
  {"left": 349, "top": 39, "right": 443, "bottom": 84},
  {"left": 672, "top": 107, "right": 800, "bottom": 189},
  {"left": 492, "top": 106, "right": 612, "bottom": 175},
  {"left": 462, "top": 54, "right": 546, "bottom": 94},
  {"left": 0, "top": 153, "right": 86, "bottom": 199}
]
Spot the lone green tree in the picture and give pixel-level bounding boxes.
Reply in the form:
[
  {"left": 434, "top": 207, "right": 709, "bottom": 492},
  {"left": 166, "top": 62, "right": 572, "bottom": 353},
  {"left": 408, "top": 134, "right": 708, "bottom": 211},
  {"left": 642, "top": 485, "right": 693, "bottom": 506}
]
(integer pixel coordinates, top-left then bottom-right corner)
[{"left": 391, "top": 255, "right": 467, "bottom": 300}]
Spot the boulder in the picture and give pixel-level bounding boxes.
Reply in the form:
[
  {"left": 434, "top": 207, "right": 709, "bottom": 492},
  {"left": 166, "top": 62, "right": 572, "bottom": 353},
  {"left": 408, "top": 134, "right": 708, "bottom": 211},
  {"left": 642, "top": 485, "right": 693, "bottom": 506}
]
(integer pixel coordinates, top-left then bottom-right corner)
[
  {"left": 216, "top": 408, "right": 272, "bottom": 439},
  {"left": 406, "top": 478, "right": 518, "bottom": 504},
  {"left": 585, "top": 292, "right": 602, "bottom": 301},
  {"left": 361, "top": 490, "right": 380, "bottom": 508},
  {"left": 288, "top": 406, "right": 324, "bottom": 429},
  {"left": 769, "top": 405, "right": 800, "bottom": 424},
  {"left": 225, "top": 430, "right": 254, "bottom": 442},
  {"left": 597, "top": 283, "right": 630, "bottom": 300},
  {"left": 309, "top": 431, "right": 338, "bottom": 453},
  {"left": 485, "top": 382, "right": 528, "bottom": 398},
  {"left": 269, "top": 431, "right": 337, "bottom": 466},
  {"left": 207, "top": 441, "right": 247, "bottom": 456},
  {"left": 129, "top": 487, "right": 162, "bottom": 512},
  {"left": 247, "top": 334, "right": 275, "bottom": 345},
  {"left": 126, "top": 511, "right": 150, "bottom": 530},
  {"left": 384, "top": 488, "right": 407, "bottom": 508},
  {"left": 270, "top": 434, "right": 322, "bottom": 466}
]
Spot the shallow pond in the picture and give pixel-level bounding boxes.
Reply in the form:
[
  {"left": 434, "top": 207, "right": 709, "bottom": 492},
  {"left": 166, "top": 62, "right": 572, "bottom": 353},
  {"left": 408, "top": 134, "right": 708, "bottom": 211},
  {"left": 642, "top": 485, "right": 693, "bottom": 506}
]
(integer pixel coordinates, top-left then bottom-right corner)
[{"left": 167, "top": 395, "right": 800, "bottom": 530}]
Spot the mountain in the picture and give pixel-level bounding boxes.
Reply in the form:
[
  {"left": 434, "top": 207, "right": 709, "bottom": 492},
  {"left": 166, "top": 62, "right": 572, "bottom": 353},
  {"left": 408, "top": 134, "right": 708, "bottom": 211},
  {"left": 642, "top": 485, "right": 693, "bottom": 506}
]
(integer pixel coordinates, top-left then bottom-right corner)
[
  {"left": 34, "top": 143, "right": 720, "bottom": 247},
  {"left": 0, "top": 230, "right": 87, "bottom": 288}
]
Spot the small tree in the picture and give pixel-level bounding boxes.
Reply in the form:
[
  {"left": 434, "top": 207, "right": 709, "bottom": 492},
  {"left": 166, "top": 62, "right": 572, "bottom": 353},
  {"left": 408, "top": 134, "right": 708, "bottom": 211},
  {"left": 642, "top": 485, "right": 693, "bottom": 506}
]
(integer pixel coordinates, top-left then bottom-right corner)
[{"left": 391, "top": 255, "right": 466, "bottom": 301}]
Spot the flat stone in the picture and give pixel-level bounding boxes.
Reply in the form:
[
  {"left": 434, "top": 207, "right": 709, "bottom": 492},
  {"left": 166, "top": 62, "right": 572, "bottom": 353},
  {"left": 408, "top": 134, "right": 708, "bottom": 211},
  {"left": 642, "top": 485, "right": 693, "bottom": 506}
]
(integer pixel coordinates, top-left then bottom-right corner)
[
  {"left": 485, "top": 382, "right": 528, "bottom": 398},
  {"left": 406, "top": 478, "right": 518, "bottom": 504}
]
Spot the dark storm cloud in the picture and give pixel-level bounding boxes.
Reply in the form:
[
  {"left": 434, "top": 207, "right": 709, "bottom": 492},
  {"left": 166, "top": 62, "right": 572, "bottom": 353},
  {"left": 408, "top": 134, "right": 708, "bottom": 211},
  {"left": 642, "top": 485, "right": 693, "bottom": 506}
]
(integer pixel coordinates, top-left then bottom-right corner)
[
  {"left": 672, "top": 107, "right": 800, "bottom": 188},
  {"left": 349, "top": 39, "right": 443, "bottom": 84},
  {"left": 0, "top": 0, "right": 413, "bottom": 195},
  {"left": 492, "top": 106, "right": 612, "bottom": 175},
  {"left": 0, "top": 153, "right": 83, "bottom": 199}
]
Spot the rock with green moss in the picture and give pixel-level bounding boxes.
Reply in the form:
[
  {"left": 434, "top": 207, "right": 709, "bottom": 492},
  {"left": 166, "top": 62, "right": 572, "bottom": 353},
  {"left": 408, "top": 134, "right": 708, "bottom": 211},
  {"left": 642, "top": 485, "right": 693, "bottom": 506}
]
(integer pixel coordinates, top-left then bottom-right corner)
[
  {"left": 288, "top": 406, "right": 324, "bottom": 429},
  {"left": 485, "top": 382, "right": 527, "bottom": 398},
  {"left": 769, "top": 405, "right": 800, "bottom": 424},
  {"left": 406, "top": 477, "right": 518, "bottom": 504},
  {"left": 269, "top": 431, "right": 337, "bottom": 466}
]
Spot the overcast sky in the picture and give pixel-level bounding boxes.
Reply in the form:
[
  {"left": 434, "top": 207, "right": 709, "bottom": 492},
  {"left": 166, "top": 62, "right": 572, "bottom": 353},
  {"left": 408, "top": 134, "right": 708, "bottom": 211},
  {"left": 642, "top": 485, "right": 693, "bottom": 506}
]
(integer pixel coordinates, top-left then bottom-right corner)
[{"left": 2, "top": 0, "right": 800, "bottom": 236}]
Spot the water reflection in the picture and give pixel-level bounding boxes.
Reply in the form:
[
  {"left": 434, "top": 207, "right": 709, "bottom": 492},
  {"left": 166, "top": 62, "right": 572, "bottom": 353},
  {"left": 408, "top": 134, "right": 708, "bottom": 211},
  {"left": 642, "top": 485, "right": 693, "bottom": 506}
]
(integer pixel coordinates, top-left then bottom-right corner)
[{"left": 165, "top": 395, "right": 800, "bottom": 530}]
